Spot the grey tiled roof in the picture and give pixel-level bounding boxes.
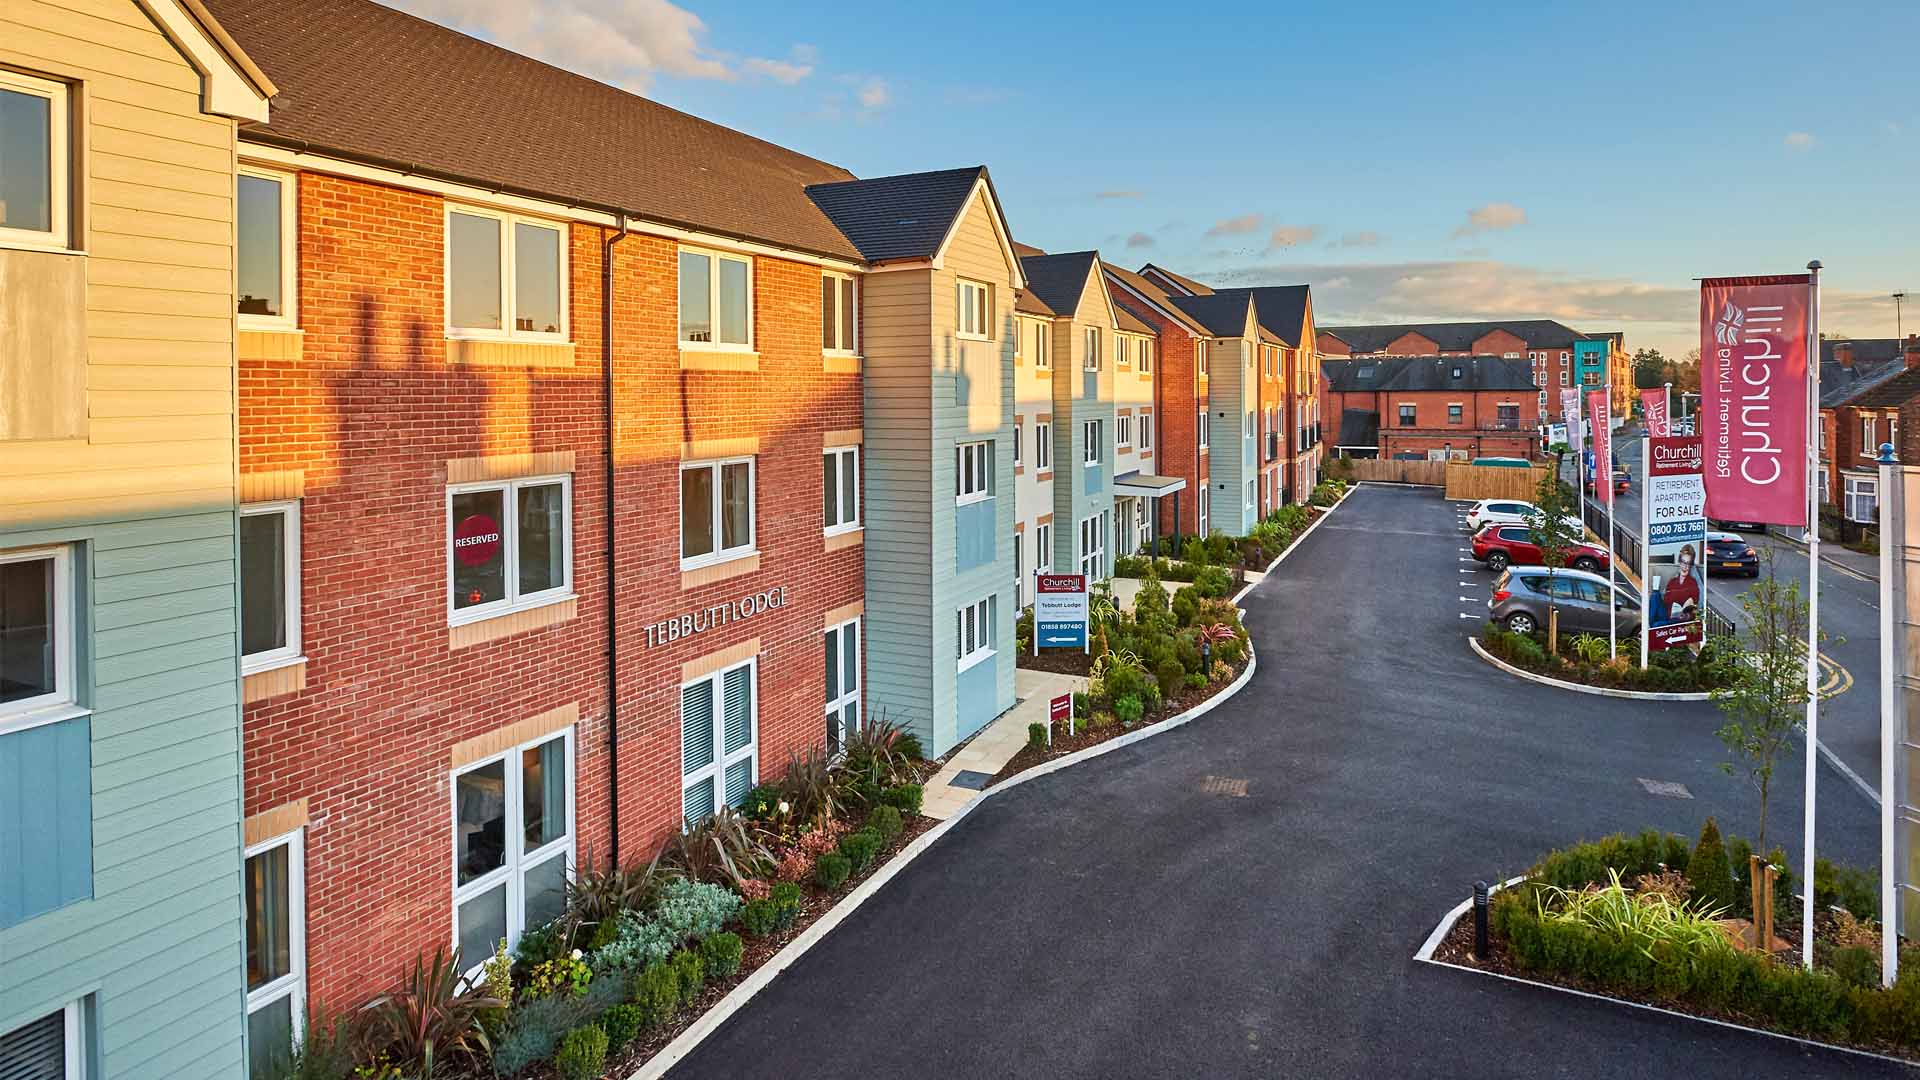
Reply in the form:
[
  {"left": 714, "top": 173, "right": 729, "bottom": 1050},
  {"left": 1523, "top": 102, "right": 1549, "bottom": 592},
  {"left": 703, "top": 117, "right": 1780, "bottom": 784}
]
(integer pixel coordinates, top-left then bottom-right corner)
[
  {"left": 1212, "top": 286, "right": 1311, "bottom": 347},
  {"left": 1164, "top": 293, "right": 1255, "bottom": 338},
  {"left": 1322, "top": 355, "right": 1539, "bottom": 393},
  {"left": 1102, "top": 265, "right": 1209, "bottom": 336},
  {"left": 1018, "top": 252, "right": 1100, "bottom": 317},
  {"left": 806, "top": 167, "right": 993, "bottom": 264},
  {"left": 1321, "top": 320, "right": 1585, "bottom": 353}
]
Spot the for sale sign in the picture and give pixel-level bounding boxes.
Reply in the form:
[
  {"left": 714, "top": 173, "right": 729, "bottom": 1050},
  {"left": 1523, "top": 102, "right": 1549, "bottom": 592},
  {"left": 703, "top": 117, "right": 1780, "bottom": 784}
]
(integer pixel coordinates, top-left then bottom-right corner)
[
  {"left": 1034, "top": 573, "right": 1089, "bottom": 650},
  {"left": 1642, "top": 436, "right": 1705, "bottom": 651}
]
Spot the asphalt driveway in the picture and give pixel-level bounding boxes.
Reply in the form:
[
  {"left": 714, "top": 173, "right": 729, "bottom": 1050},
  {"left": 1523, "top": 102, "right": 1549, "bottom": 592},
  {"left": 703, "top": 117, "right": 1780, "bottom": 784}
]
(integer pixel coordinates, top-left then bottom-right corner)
[{"left": 669, "top": 483, "right": 1892, "bottom": 1079}]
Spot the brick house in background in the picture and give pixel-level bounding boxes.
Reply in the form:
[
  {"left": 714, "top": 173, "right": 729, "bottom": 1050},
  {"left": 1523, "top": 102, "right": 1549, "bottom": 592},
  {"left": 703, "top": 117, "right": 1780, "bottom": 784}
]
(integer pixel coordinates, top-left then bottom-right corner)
[
  {"left": 1322, "top": 356, "right": 1542, "bottom": 460},
  {"left": 1320, "top": 320, "right": 1595, "bottom": 429},
  {"left": 1818, "top": 336, "right": 1920, "bottom": 522}
]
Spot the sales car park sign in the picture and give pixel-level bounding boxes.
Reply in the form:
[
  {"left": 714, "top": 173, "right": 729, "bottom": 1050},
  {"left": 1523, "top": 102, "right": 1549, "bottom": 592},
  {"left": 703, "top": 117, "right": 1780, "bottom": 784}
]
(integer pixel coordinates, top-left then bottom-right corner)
[
  {"left": 1642, "top": 436, "right": 1706, "bottom": 651},
  {"left": 1034, "top": 573, "right": 1089, "bottom": 650}
]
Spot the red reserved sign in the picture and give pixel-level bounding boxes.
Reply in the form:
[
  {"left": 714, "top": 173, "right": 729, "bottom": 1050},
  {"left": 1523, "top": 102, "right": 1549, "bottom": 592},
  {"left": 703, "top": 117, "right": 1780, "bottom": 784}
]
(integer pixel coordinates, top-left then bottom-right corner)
[
  {"left": 1049, "top": 694, "right": 1072, "bottom": 723},
  {"left": 1037, "top": 574, "right": 1086, "bottom": 594},
  {"left": 452, "top": 514, "right": 501, "bottom": 567}
]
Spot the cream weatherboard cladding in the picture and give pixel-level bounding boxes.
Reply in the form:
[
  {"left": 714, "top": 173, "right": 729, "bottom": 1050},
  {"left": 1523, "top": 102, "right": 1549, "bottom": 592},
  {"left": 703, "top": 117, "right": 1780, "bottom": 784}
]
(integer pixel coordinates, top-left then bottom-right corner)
[
  {"left": 1204, "top": 308, "right": 1261, "bottom": 537},
  {"left": 0, "top": 1, "right": 267, "bottom": 1076},
  {"left": 1047, "top": 266, "right": 1116, "bottom": 574}
]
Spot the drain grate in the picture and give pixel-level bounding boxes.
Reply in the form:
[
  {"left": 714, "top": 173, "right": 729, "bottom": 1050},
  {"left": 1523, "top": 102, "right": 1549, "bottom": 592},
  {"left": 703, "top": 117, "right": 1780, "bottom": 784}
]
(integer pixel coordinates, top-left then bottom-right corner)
[
  {"left": 948, "top": 770, "right": 993, "bottom": 790},
  {"left": 1200, "top": 775, "right": 1249, "bottom": 797},
  {"left": 1637, "top": 778, "right": 1693, "bottom": 800}
]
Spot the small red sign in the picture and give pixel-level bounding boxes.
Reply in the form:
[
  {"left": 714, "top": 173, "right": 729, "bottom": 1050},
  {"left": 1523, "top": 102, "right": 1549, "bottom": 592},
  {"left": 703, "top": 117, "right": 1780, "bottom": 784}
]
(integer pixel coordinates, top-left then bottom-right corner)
[
  {"left": 1049, "top": 694, "right": 1072, "bottom": 723},
  {"left": 1036, "top": 574, "right": 1086, "bottom": 594},
  {"left": 452, "top": 514, "right": 501, "bottom": 567}
]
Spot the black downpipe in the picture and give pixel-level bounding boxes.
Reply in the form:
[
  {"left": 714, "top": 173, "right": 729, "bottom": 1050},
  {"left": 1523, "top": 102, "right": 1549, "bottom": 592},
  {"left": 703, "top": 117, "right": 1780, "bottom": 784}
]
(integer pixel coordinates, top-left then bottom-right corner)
[{"left": 603, "top": 216, "right": 631, "bottom": 869}]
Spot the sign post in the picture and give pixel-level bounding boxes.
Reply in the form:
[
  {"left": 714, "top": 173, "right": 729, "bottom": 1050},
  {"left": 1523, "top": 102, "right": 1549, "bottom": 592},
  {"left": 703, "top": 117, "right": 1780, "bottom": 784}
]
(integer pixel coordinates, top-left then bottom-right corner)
[
  {"left": 1883, "top": 453, "right": 1917, "bottom": 987},
  {"left": 1586, "top": 389, "right": 1615, "bottom": 657},
  {"left": 1033, "top": 573, "right": 1089, "bottom": 652},
  {"left": 1049, "top": 693, "right": 1072, "bottom": 743},
  {"left": 1641, "top": 435, "right": 1705, "bottom": 666}
]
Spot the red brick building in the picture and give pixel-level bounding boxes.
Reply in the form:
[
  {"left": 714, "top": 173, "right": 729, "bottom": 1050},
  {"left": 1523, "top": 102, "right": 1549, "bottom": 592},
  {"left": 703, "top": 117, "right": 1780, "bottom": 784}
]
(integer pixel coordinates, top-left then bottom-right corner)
[
  {"left": 1818, "top": 337, "right": 1920, "bottom": 522},
  {"left": 1322, "top": 355, "right": 1542, "bottom": 460},
  {"left": 1104, "top": 264, "right": 1213, "bottom": 537},
  {"left": 1319, "top": 320, "right": 1589, "bottom": 425}
]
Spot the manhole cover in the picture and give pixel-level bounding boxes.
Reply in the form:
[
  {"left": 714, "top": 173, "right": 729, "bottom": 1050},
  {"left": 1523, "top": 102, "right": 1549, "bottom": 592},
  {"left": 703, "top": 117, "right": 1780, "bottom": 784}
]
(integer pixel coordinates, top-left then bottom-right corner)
[
  {"left": 949, "top": 770, "right": 993, "bottom": 790},
  {"left": 1200, "top": 775, "right": 1249, "bottom": 797},
  {"left": 1637, "top": 778, "right": 1693, "bottom": 799}
]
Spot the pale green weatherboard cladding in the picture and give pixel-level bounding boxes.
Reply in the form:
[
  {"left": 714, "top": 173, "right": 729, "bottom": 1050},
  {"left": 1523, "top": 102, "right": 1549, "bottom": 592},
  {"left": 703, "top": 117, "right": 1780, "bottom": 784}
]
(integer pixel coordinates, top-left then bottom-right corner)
[
  {"left": 954, "top": 498, "right": 996, "bottom": 573},
  {"left": 0, "top": 715, "right": 93, "bottom": 925},
  {"left": 0, "top": 509, "right": 247, "bottom": 1080}
]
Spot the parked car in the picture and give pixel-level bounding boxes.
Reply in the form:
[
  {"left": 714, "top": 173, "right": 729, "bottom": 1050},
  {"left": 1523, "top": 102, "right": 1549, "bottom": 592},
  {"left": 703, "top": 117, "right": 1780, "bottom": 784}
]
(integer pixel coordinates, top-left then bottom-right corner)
[
  {"left": 1471, "top": 523, "right": 1612, "bottom": 573},
  {"left": 1488, "top": 566, "right": 1641, "bottom": 638},
  {"left": 1464, "top": 499, "right": 1584, "bottom": 535},
  {"left": 1705, "top": 531, "right": 1760, "bottom": 577},
  {"left": 1585, "top": 468, "right": 1630, "bottom": 495},
  {"left": 1709, "top": 516, "right": 1766, "bottom": 532}
]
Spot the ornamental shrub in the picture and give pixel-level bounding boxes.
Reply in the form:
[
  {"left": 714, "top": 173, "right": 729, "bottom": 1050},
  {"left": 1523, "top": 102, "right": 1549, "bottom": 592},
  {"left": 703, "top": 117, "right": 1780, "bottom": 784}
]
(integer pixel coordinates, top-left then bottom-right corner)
[
  {"left": 1171, "top": 587, "right": 1199, "bottom": 628},
  {"left": 739, "top": 783, "right": 783, "bottom": 821},
  {"left": 1112, "top": 695, "right": 1143, "bottom": 727},
  {"left": 1133, "top": 573, "right": 1173, "bottom": 631},
  {"left": 667, "top": 948, "right": 706, "bottom": 1001},
  {"left": 591, "top": 911, "right": 678, "bottom": 974},
  {"left": 738, "top": 899, "right": 779, "bottom": 938},
  {"left": 814, "top": 851, "right": 852, "bottom": 890},
  {"left": 598, "top": 1004, "right": 643, "bottom": 1051},
  {"left": 525, "top": 953, "right": 592, "bottom": 999},
  {"left": 553, "top": 1024, "right": 608, "bottom": 1080},
  {"left": 1686, "top": 818, "right": 1735, "bottom": 915},
  {"left": 1831, "top": 946, "right": 1878, "bottom": 990},
  {"left": 1815, "top": 857, "right": 1878, "bottom": 921},
  {"left": 1026, "top": 722, "right": 1047, "bottom": 751},
  {"left": 1193, "top": 565, "right": 1234, "bottom": 599},
  {"left": 869, "top": 804, "right": 903, "bottom": 842},
  {"left": 628, "top": 961, "right": 680, "bottom": 1028},
  {"left": 768, "top": 882, "right": 803, "bottom": 928},
  {"left": 700, "top": 931, "right": 744, "bottom": 980},
  {"left": 839, "top": 827, "right": 883, "bottom": 871},
  {"left": 881, "top": 783, "right": 922, "bottom": 816},
  {"left": 1113, "top": 554, "right": 1151, "bottom": 577},
  {"left": 491, "top": 992, "right": 598, "bottom": 1076},
  {"left": 1508, "top": 633, "right": 1546, "bottom": 668},
  {"left": 654, "top": 879, "right": 743, "bottom": 941}
]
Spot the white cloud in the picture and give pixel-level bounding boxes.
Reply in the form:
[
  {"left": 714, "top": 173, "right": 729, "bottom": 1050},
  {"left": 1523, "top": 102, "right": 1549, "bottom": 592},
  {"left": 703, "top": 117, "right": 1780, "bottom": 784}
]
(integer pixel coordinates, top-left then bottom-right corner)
[
  {"left": 1125, "top": 232, "right": 1155, "bottom": 249},
  {"left": 390, "top": 0, "right": 739, "bottom": 89},
  {"left": 1784, "top": 131, "right": 1816, "bottom": 151},
  {"left": 1205, "top": 213, "right": 1264, "bottom": 237},
  {"left": 856, "top": 78, "right": 891, "bottom": 109},
  {"left": 1335, "top": 231, "right": 1384, "bottom": 248},
  {"left": 1097, "top": 190, "right": 1144, "bottom": 200},
  {"left": 1266, "top": 225, "right": 1320, "bottom": 251},
  {"left": 744, "top": 52, "right": 814, "bottom": 84},
  {"left": 1451, "top": 202, "right": 1527, "bottom": 238}
]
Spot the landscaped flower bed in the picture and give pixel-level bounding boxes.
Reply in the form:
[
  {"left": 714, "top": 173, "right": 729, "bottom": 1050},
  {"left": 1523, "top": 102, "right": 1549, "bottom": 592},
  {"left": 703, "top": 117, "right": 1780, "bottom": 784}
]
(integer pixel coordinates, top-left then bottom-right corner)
[
  {"left": 1434, "top": 822, "right": 1917, "bottom": 1058},
  {"left": 261, "top": 723, "right": 940, "bottom": 1080},
  {"left": 1478, "top": 623, "right": 1742, "bottom": 693}
]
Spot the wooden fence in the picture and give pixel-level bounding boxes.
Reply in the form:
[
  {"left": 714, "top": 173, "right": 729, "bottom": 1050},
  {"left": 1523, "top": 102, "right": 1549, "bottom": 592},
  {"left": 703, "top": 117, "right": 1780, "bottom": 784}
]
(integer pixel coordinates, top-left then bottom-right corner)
[
  {"left": 1443, "top": 462, "right": 1553, "bottom": 502},
  {"left": 1338, "top": 458, "right": 1449, "bottom": 486}
]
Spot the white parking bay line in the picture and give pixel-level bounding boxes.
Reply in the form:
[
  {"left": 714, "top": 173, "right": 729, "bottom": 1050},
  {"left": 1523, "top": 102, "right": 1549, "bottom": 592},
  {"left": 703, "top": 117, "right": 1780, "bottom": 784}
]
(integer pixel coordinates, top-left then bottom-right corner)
[
  {"left": 1460, "top": 596, "right": 1482, "bottom": 602},
  {"left": 1459, "top": 612, "right": 1482, "bottom": 620}
]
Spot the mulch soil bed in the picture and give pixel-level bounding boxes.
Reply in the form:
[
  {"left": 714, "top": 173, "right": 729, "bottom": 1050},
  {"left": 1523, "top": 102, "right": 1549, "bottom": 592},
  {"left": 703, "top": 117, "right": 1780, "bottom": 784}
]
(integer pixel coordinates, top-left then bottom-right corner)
[
  {"left": 1016, "top": 649, "right": 1092, "bottom": 677},
  {"left": 986, "top": 664, "right": 1244, "bottom": 787},
  {"left": 1428, "top": 908, "right": 1917, "bottom": 1062}
]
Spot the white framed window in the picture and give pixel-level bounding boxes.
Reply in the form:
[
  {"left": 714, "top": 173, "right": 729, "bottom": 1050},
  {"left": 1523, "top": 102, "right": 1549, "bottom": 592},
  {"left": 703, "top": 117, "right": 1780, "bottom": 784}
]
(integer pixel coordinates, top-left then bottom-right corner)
[
  {"left": 1078, "top": 514, "right": 1106, "bottom": 580},
  {"left": 1117, "top": 414, "right": 1133, "bottom": 448},
  {"left": 445, "top": 206, "right": 566, "bottom": 341},
  {"left": 245, "top": 828, "right": 306, "bottom": 1079},
  {"left": 1818, "top": 465, "right": 1830, "bottom": 502},
  {"left": 956, "top": 440, "right": 993, "bottom": 503},
  {"left": 680, "top": 246, "right": 753, "bottom": 349},
  {"left": 1196, "top": 340, "right": 1209, "bottom": 377},
  {"left": 1198, "top": 486, "right": 1210, "bottom": 535},
  {"left": 0, "top": 545, "right": 76, "bottom": 734},
  {"left": 1083, "top": 420, "right": 1102, "bottom": 467},
  {"left": 1030, "top": 321, "right": 1050, "bottom": 368},
  {"left": 240, "top": 502, "right": 302, "bottom": 674},
  {"left": 682, "top": 658, "right": 756, "bottom": 823},
  {"left": 1116, "top": 335, "right": 1131, "bottom": 368},
  {"left": 1084, "top": 327, "right": 1101, "bottom": 372},
  {"left": 956, "top": 596, "right": 994, "bottom": 671},
  {"left": 1035, "top": 423, "right": 1052, "bottom": 471},
  {"left": 1012, "top": 422, "right": 1023, "bottom": 466},
  {"left": 1139, "top": 338, "right": 1154, "bottom": 373},
  {"left": 237, "top": 166, "right": 297, "bottom": 327},
  {"left": 0, "top": 70, "right": 70, "bottom": 251},
  {"left": 681, "top": 458, "right": 755, "bottom": 568},
  {"left": 1398, "top": 404, "right": 1416, "bottom": 426},
  {"left": 1198, "top": 409, "right": 1210, "bottom": 451},
  {"left": 1845, "top": 475, "right": 1880, "bottom": 523},
  {"left": 1820, "top": 424, "right": 1829, "bottom": 452},
  {"left": 821, "top": 271, "right": 858, "bottom": 354},
  {"left": 1013, "top": 530, "right": 1023, "bottom": 603},
  {"left": 823, "top": 447, "right": 859, "bottom": 535},
  {"left": 1140, "top": 411, "right": 1154, "bottom": 450},
  {"left": 1447, "top": 403, "right": 1463, "bottom": 424},
  {"left": 1560, "top": 351, "right": 1570, "bottom": 362},
  {"left": 1560, "top": 371, "right": 1570, "bottom": 386},
  {"left": 1502, "top": 351, "right": 1520, "bottom": 359},
  {"left": 1034, "top": 522, "right": 1053, "bottom": 572},
  {"left": 825, "top": 620, "right": 859, "bottom": 755},
  {"left": 1245, "top": 410, "right": 1254, "bottom": 439},
  {"left": 1862, "top": 416, "right": 1877, "bottom": 456},
  {"left": 448, "top": 474, "right": 573, "bottom": 623},
  {"left": 1245, "top": 479, "right": 1256, "bottom": 515},
  {"left": 453, "top": 728, "right": 574, "bottom": 970},
  {"left": 957, "top": 279, "right": 992, "bottom": 339},
  {"left": 0, "top": 1001, "right": 83, "bottom": 1080}
]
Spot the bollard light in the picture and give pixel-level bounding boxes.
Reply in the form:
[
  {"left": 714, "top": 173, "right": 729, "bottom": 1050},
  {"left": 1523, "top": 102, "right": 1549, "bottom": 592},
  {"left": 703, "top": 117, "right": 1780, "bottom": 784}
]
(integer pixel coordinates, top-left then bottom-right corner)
[{"left": 1472, "top": 880, "right": 1490, "bottom": 960}]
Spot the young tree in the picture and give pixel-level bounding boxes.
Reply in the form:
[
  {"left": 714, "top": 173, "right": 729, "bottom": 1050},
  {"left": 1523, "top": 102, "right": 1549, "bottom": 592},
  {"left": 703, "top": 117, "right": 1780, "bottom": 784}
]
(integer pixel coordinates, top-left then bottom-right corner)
[
  {"left": 1711, "top": 550, "right": 1823, "bottom": 855},
  {"left": 1524, "top": 466, "right": 1585, "bottom": 655}
]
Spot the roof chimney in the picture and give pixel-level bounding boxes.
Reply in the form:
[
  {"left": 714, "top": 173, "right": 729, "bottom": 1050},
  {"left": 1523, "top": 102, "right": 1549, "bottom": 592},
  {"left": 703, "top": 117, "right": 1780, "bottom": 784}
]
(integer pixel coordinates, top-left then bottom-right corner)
[
  {"left": 1907, "top": 334, "right": 1920, "bottom": 370},
  {"left": 1835, "top": 341, "right": 1854, "bottom": 370}
]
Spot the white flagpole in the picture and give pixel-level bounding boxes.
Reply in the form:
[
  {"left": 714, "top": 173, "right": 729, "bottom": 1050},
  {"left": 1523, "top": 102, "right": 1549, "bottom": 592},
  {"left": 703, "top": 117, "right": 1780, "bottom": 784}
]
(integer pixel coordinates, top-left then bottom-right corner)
[
  {"left": 1802, "top": 260, "right": 1822, "bottom": 970},
  {"left": 1606, "top": 388, "right": 1617, "bottom": 659}
]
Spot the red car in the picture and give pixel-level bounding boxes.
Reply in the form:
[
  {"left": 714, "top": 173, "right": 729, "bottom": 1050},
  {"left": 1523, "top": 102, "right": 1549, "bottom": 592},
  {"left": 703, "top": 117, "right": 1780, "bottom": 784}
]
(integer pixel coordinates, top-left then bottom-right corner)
[{"left": 1471, "top": 523, "right": 1611, "bottom": 573}]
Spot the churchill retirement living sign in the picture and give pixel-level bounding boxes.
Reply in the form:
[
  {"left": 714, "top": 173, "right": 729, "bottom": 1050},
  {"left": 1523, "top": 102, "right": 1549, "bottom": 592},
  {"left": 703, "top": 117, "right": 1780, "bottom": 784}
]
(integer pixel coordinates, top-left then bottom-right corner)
[{"left": 1699, "top": 274, "right": 1811, "bottom": 526}]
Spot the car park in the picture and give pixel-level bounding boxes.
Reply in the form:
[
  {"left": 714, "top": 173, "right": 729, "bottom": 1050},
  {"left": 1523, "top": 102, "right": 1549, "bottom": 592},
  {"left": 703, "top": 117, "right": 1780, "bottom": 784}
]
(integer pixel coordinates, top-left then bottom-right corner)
[
  {"left": 1465, "top": 499, "right": 1584, "bottom": 535},
  {"left": 1488, "top": 566, "right": 1642, "bottom": 638},
  {"left": 1705, "top": 531, "right": 1760, "bottom": 577},
  {"left": 1471, "top": 523, "right": 1611, "bottom": 573}
]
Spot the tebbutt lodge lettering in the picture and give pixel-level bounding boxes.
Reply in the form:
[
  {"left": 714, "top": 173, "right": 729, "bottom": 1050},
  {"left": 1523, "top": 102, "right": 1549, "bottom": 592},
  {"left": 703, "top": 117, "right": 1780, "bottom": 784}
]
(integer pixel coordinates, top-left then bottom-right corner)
[{"left": 646, "top": 586, "right": 789, "bottom": 648}]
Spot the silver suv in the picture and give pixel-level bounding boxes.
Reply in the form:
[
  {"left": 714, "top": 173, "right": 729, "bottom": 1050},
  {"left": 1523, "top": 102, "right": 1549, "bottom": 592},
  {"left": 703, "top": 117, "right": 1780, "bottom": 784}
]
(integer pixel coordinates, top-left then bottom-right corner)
[{"left": 1487, "top": 566, "right": 1640, "bottom": 638}]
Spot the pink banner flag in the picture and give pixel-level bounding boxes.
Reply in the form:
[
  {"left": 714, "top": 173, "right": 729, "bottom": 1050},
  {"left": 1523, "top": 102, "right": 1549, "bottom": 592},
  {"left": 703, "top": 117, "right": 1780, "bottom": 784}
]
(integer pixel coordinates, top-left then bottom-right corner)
[
  {"left": 1587, "top": 389, "right": 1612, "bottom": 507},
  {"left": 1641, "top": 388, "right": 1670, "bottom": 436},
  {"left": 1699, "top": 275, "right": 1811, "bottom": 526},
  {"left": 1560, "top": 387, "right": 1582, "bottom": 442}
]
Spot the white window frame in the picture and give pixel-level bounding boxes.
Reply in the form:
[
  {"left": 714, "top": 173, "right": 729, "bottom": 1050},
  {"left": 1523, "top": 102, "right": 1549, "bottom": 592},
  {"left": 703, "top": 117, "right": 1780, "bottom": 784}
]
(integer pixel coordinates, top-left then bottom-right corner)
[
  {"left": 1083, "top": 419, "right": 1102, "bottom": 467},
  {"left": 1035, "top": 423, "right": 1052, "bottom": 471},
  {"left": 1399, "top": 403, "right": 1417, "bottom": 426},
  {"left": 0, "top": 545, "right": 78, "bottom": 735},
  {"left": 823, "top": 446, "right": 860, "bottom": 536},
  {"left": 1196, "top": 340, "right": 1209, "bottom": 377},
  {"left": 681, "top": 657, "right": 757, "bottom": 822},
  {"left": 1560, "top": 351, "right": 1570, "bottom": 362},
  {"left": 956, "top": 441, "right": 992, "bottom": 504},
  {"left": 0, "top": 1001, "right": 84, "bottom": 1080},
  {"left": 1116, "top": 335, "right": 1131, "bottom": 369},
  {"left": 1117, "top": 414, "right": 1133, "bottom": 449},
  {"left": 680, "top": 457, "right": 756, "bottom": 570},
  {"left": 1031, "top": 321, "right": 1050, "bottom": 369},
  {"left": 1245, "top": 479, "right": 1256, "bottom": 516},
  {"left": 450, "top": 726, "right": 576, "bottom": 972},
  {"left": 444, "top": 204, "right": 569, "bottom": 343},
  {"left": 1845, "top": 474, "right": 1880, "bottom": 523},
  {"left": 1035, "top": 522, "right": 1053, "bottom": 572},
  {"left": 0, "top": 70, "right": 70, "bottom": 252},
  {"left": 1446, "top": 403, "right": 1464, "bottom": 425},
  {"left": 1140, "top": 411, "right": 1154, "bottom": 450},
  {"left": 1862, "top": 416, "right": 1878, "bottom": 456},
  {"left": 1139, "top": 338, "right": 1154, "bottom": 373},
  {"left": 957, "top": 279, "right": 992, "bottom": 340},
  {"left": 245, "top": 827, "right": 307, "bottom": 1065},
  {"left": 677, "top": 245, "right": 755, "bottom": 351},
  {"left": 1012, "top": 421, "right": 1023, "bottom": 467},
  {"left": 1560, "top": 371, "right": 1570, "bottom": 386},
  {"left": 237, "top": 165, "right": 298, "bottom": 330},
  {"left": 825, "top": 619, "right": 859, "bottom": 749},
  {"left": 1198, "top": 486, "right": 1210, "bottom": 535},
  {"left": 1078, "top": 514, "right": 1106, "bottom": 580},
  {"left": 1084, "top": 327, "right": 1101, "bottom": 372},
  {"left": 956, "top": 596, "right": 994, "bottom": 672},
  {"left": 446, "top": 473, "right": 575, "bottom": 625},
  {"left": 821, "top": 270, "right": 859, "bottom": 355},
  {"left": 1818, "top": 464, "right": 1830, "bottom": 501},
  {"left": 1198, "top": 410, "right": 1210, "bottom": 451},
  {"left": 239, "top": 501, "right": 303, "bottom": 675}
]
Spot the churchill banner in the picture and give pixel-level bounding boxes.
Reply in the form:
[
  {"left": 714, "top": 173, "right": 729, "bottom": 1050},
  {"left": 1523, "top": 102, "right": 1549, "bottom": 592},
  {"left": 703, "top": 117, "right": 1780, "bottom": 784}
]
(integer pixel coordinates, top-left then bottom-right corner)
[
  {"left": 1560, "top": 387, "right": 1582, "bottom": 443},
  {"left": 1700, "top": 275, "right": 1811, "bottom": 526},
  {"left": 1642, "top": 436, "right": 1706, "bottom": 652},
  {"left": 1641, "top": 388, "right": 1670, "bottom": 437},
  {"left": 1586, "top": 389, "right": 1612, "bottom": 506}
]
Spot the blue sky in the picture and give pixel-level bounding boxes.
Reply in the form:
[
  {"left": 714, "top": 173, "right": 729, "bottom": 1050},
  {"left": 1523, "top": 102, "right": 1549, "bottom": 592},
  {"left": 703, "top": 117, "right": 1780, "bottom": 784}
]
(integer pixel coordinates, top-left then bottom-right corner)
[{"left": 396, "top": 0, "right": 1920, "bottom": 358}]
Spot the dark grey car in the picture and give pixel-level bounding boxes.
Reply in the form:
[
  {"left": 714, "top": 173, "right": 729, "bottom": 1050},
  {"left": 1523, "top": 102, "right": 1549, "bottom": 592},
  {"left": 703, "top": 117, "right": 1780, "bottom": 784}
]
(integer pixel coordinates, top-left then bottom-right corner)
[{"left": 1487, "top": 566, "right": 1641, "bottom": 638}]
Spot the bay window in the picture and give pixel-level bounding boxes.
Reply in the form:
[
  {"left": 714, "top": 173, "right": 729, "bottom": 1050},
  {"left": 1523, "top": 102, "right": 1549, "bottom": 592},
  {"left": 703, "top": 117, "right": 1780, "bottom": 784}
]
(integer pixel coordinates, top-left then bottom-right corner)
[
  {"left": 681, "top": 458, "right": 755, "bottom": 567},
  {"left": 1845, "top": 475, "right": 1880, "bottom": 524},
  {"left": 245, "top": 829, "right": 305, "bottom": 1079},
  {"left": 680, "top": 247, "right": 753, "bottom": 348},
  {"left": 446, "top": 206, "right": 565, "bottom": 340},
  {"left": 823, "top": 447, "right": 859, "bottom": 534},
  {"left": 822, "top": 272, "right": 858, "bottom": 353},
  {"left": 237, "top": 167, "right": 296, "bottom": 326},
  {"left": 957, "top": 279, "right": 991, "bottom": 338},
  {"left": 453, "top": 730, "right": 573, "bottom": 968},
  {"left": 447, "top": 475, "right": 572, "bottom": 622},
  {"left": 682, "top": 658, "right": 756, "bottom": 823},
  {"left": 240, "top": 502, "right": 301, "bottom": 673},
  {"left": 956, "top": 441, "right": 992, "bottom": 503},
  {"left": 956, "top": 596, "right": 994, "bottom": 671},
  {"left": 0, "top": 70, "right": 69, "bottom": 249},
  {"left": 824, "top": 620, "right": 859, "bottom": 755}
]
